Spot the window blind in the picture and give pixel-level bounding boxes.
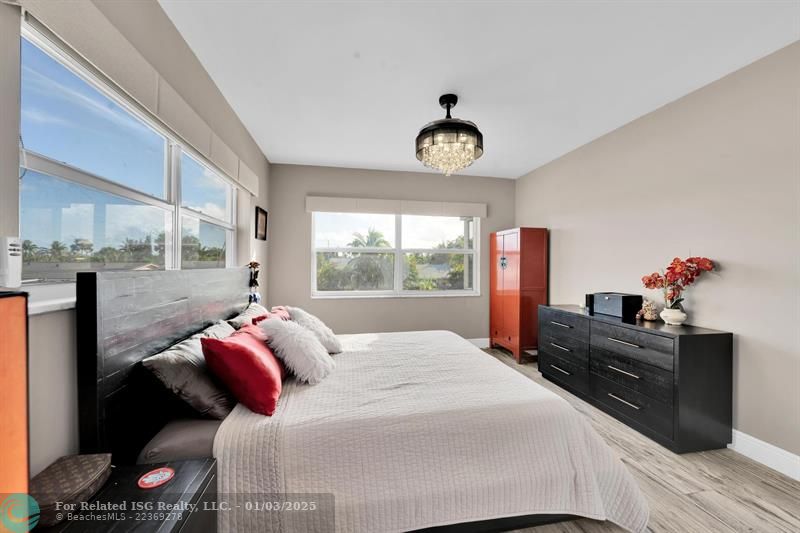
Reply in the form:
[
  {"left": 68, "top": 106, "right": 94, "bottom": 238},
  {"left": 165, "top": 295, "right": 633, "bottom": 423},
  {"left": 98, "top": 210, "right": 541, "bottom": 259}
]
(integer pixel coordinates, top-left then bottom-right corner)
[{"left": 305, "top": 196, "right": 487, "bottom": 218}]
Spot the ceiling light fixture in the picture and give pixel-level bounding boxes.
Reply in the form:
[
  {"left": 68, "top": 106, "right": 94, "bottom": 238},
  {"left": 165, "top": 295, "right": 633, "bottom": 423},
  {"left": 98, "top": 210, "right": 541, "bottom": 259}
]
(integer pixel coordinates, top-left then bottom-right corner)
[{"left": 415, "top": 94, "right": 483, "bottom": 176}]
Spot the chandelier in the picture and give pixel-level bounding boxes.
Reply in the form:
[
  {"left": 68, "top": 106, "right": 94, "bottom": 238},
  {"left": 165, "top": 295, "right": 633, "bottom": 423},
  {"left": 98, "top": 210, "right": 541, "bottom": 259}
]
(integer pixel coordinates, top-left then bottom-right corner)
[{"left": 415, "top": 94, "right": 483, "bottom": 176}]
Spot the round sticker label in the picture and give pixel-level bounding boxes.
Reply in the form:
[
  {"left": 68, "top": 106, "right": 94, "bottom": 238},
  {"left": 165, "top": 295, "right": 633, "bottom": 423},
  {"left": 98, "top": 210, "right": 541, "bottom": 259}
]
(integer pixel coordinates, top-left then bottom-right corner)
[{"left": 137, "top": 467, "right": 175, "bottom": 489}]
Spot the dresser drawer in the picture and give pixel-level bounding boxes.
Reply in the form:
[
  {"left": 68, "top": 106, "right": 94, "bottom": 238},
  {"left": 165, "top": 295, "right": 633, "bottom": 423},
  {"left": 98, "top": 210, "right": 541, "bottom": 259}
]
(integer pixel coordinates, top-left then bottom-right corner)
[
  {"left": 592, "top": 374, "right": 673, "bottom": 439},
  {"left": 539, "top": 307, "right": 590, "bottom": 342},
  {"left": 540, "top": 330, "right": 589, "bottom": 364},
  {"left": 590, "top": 347, "right": 673, "bottom": 405},
  {"left": 539, "top": 351, "right": 589, "bottom": 397},
  {"left": 591, "top": 321, "right": 674, "bottom": 371}
]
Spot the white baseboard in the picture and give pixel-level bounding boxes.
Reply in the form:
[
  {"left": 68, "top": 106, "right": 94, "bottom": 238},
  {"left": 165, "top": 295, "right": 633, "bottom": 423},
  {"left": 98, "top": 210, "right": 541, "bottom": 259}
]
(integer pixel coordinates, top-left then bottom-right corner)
[
  {"left": 728, "top": 429, "right": 800, "bottom": 481},
  {"left": 467, "top": 338, "right": 490, "bottom": 349}
]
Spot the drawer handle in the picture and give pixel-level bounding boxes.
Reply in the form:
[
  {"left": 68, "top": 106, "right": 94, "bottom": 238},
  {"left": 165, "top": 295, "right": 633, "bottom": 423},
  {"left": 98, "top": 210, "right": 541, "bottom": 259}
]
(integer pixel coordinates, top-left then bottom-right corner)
[
  {"left": 607, "top": 365, "right": 641, "bottom": 380},
  {"left": 550, "top": 342, "right": 571, "bottom": 353},
  {"left": 607, "top": 392, "right": 641, "bottom": 410},
  {"left": 550, "top": 321, "right": 573, "bottom": 329},
  {"left": 549, "top": 364, "right": 572, "bottom": 376},
  {"left": 607, "top": 337, "right": 641, "bottom": 349}
]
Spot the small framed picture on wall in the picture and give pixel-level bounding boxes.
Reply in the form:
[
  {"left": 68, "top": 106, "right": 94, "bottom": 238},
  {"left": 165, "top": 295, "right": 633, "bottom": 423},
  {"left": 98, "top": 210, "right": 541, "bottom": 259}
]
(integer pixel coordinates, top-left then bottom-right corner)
[{"left": 255, "top": 206, "right": 268, "bottom": 241}]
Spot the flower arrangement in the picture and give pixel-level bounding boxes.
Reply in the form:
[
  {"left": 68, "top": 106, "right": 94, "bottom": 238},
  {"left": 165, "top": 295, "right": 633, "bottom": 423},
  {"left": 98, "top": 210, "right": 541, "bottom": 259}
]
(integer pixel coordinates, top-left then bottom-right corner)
[{"left": 642, "top": 256, "right": 715, "bottom": 310}]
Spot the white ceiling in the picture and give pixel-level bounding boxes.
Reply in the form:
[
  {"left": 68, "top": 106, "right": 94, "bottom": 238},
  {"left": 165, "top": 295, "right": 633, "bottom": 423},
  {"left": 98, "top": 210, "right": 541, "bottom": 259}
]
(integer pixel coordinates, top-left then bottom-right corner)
[{"left": 158, "top": 1, "right": 799, "bottom": 179}]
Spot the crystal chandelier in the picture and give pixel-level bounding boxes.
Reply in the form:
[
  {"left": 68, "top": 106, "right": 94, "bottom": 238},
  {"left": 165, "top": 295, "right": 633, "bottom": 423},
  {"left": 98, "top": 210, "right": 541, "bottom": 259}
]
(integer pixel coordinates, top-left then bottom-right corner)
[{"left": 415, "top": 94, "right": 483, "bottom": 176}]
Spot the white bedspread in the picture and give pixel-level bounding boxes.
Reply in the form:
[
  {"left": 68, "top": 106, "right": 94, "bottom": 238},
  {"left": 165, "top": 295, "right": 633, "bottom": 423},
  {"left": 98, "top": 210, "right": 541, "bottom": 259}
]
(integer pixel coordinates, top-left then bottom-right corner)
[{"left": 214, "top": 330, "right": 648, "bottom": 532}]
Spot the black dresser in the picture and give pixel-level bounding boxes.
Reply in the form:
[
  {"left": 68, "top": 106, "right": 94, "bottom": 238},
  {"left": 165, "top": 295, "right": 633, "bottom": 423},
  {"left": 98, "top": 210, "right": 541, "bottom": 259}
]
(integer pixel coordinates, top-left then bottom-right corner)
[{"left": 538, "top": 304, "right": 732, "bottom": 453}]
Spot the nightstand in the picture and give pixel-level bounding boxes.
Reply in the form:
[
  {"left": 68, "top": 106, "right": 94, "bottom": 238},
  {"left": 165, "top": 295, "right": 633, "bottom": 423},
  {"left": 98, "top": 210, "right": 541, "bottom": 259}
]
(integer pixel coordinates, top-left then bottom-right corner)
[{"left": 47, "top": 458, "right": 216, "bottom": 532}]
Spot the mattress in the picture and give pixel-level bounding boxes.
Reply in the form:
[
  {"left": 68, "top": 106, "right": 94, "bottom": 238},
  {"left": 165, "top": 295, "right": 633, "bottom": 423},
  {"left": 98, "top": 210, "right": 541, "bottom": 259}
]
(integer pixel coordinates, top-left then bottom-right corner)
[{"left": 214, "top": 330, "right": 649, "bottom": 532}]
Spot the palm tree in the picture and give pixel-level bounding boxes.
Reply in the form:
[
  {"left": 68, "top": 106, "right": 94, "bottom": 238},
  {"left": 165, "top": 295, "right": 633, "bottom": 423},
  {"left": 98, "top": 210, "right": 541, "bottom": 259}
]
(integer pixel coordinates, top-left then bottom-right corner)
[
  {"left": 119, "top": 237, "right": 153, "bottom": 262},
  {"left": 70, "top": 238, "right": 94, "bottom": 257},
  {"left": 348, "top": 227, "right": 390, "bottom": 248},
  {"left": 21, "top": 240, "right": 37, "bottom": 263},
  {"left": 343, "top": 228, "right": 390, "bottom": 289},
  {"left": 49, "top": 240, "right": 67, "bottom": 261}
]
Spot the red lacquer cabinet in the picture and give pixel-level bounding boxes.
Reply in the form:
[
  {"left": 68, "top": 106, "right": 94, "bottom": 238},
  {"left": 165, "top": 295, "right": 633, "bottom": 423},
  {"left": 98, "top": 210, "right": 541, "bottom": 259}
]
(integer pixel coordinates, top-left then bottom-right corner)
[{"left": 490, "top": 228, "right": 548, "bottom": 362}]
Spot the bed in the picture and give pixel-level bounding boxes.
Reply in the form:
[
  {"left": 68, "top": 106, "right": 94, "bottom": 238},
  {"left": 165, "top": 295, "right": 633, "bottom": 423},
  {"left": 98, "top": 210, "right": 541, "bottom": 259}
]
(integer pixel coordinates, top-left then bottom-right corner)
[{"left": 76, "top": 269, "right": 649, "bottom": 533}]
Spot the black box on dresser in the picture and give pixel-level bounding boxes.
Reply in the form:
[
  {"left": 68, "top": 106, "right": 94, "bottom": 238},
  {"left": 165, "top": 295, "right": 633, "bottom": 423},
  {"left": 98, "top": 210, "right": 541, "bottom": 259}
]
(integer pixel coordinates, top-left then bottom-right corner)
[
  {"left": 538, "top": 304, "right": 733, "bottom": 453},
  {"left": 589, "top": 292, "right": 643, "bottom": 322}
]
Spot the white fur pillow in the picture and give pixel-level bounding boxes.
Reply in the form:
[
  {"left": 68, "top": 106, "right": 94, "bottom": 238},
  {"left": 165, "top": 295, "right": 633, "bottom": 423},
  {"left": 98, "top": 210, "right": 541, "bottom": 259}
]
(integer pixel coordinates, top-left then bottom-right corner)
[
  {"left": 258, "top": 318, "right": 334, "bottom": 384},
  {"left": 287, "top": 306, "right": 342, "bottom": 354}
]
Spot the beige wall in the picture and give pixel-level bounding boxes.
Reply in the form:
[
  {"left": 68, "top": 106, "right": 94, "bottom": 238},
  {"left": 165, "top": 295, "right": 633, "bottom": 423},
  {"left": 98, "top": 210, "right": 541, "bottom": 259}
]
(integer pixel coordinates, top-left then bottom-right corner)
[
  {"left": 515, "top": 42, "right": 800, "bottom": 454},
  {"left": 0, "top": 1, "right": 270, "bottom": 474},
  {"left": 268, "top": 165, "right": 515, "bottom": 338},
  {"left": 28, "top": 311, "right": 78, "bottom": 476}
]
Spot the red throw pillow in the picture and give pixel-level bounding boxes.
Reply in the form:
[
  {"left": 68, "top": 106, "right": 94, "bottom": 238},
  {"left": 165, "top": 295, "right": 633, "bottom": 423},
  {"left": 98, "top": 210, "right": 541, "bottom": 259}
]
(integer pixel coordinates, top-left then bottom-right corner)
[{"left": 201, "top": 324, "right": 285, "bottom": 416}]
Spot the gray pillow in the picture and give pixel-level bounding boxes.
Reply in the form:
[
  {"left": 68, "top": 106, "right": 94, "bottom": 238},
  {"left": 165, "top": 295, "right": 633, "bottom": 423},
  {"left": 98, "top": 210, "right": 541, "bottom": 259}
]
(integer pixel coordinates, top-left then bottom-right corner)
[
  {"left": 227, "top": 302, "right": 269, "bottom": 329},
  {"left": 287, "top": 306, "right": 342, "bottom": 353},
  {"left": 137, "top": 419, "right": 222, "bottom": 464},
  {"left": 258, "top": 318, "right": 334, "bottom": 384},
  {"left": 142, "top": 321, "right": 236, "bottom": 419},
  {"left": 203, "top": 320, "right": 235, "bottom": 339}
]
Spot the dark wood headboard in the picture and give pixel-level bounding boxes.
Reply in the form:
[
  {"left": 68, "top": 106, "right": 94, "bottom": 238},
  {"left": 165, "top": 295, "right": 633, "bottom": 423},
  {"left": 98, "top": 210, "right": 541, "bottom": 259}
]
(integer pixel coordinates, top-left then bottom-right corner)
[{"left": 76, "top": 268, "right": 250, "bottom": 463}]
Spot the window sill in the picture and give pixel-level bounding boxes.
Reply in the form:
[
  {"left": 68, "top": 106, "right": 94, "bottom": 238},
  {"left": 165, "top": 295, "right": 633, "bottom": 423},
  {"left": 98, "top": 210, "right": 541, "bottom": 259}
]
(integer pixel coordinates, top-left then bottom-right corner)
[
  {"left": 311, "top": 291, "right": 481, "bottom": 300},
  {"left": 23, "top": 282, "right": 77, "bottom": 315}
]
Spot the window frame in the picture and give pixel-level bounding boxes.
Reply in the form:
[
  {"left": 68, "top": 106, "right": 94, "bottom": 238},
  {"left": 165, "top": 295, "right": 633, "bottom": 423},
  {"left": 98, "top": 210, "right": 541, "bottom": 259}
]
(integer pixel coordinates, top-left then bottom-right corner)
[
  {"left": 310, "top": 212, "right": 480, "bottom": 299},
  {"left": 19, "top": 25, "right": 238, "bottom": 280}
]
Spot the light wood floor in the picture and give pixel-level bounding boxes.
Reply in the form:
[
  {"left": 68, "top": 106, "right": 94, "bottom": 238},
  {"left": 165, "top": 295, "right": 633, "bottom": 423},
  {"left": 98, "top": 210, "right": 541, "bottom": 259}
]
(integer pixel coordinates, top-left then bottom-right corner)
[{"left": 484, "top": 349, "right": 800, "bottom": 533}]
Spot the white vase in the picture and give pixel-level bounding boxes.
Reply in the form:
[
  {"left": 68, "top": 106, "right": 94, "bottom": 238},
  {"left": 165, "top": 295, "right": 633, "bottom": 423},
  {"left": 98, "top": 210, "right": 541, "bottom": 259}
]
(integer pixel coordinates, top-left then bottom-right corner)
[{"left": 660, "top": 308, "right": 687, "bottom": 326}]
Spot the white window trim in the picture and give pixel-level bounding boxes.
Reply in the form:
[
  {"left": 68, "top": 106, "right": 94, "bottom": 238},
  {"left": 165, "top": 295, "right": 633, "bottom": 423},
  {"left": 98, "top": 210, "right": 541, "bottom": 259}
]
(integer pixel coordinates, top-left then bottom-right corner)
[
  {"left": 19, "top": 24, "right": 239, "bottom": 281},
  {"left": 310, "top": 213, "right": 481, "bottom": 299}
]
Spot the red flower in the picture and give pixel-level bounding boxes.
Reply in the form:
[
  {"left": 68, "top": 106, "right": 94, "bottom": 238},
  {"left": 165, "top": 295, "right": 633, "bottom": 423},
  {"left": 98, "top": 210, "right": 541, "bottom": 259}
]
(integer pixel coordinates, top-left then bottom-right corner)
[
  {"left": 687, "top": 257, "right": 714, "bottom": 272},
  {"left": 669, "top": 257, "right": 687, "bottom": 273},
  {"left": 642, "top": 272, "right": 665, "bottom": 289},
  {"left": 642, "top": 256, "right": 715, "bottom": 306},
  {"left": 666, "top": 286, "right": 682, "bottom": 302}
]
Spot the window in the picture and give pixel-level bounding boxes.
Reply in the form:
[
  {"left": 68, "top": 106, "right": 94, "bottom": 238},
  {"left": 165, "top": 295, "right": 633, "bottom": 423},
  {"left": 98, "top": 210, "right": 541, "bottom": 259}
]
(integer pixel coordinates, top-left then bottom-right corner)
[
  {"left": 312, "top": 212, "right": 479, "bottom": 297},
  {"left": 181, "top": 217, "right": 227, "bottom": 269},
  {"left": 181, "top": 153, "right": 231, "bottom": 221},
  {"left": 19, "top": 31, "right": 236, "bottom": 282},
  {"left": 20, "top": 171, "right": 171, "bottom": 281},
  {"left": 21, "top": 39, "right": 166, "bottom": 198},
  {"left": 179, "top": 154, "right": 233, "bottom": 269}
]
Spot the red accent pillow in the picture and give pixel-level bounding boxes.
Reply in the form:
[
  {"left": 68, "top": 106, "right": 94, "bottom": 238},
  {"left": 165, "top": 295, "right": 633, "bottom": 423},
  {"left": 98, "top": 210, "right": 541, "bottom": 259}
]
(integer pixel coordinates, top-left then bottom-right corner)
[{"left": 201, "top": 324, "right": 285, "bottom": 416}]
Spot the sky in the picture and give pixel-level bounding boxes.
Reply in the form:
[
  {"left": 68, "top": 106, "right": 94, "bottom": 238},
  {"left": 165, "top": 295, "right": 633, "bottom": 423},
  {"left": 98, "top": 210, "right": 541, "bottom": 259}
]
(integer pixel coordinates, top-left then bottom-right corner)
[
  {"left": 19, "top": 38, "right": 228, "bottom": 251},
  {"left": 314, "top": 213, "right": 473, "bottom": 249}
]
